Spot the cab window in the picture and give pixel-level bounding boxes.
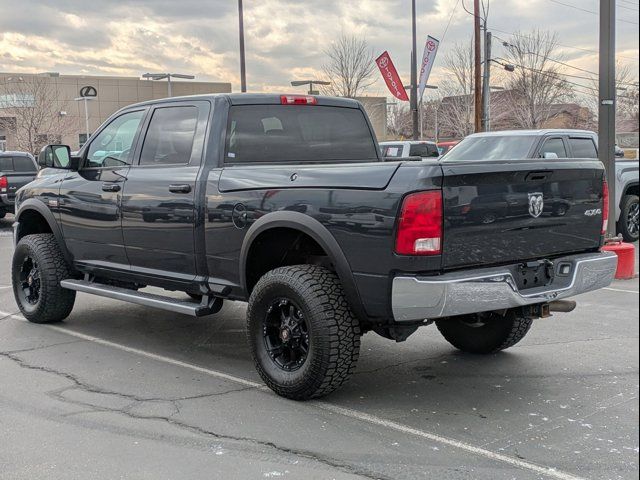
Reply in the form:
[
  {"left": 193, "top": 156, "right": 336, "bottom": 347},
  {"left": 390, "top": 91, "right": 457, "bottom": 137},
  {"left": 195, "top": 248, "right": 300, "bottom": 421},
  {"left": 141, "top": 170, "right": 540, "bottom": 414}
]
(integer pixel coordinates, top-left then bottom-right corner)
[
  {"left": 569, "top": 137, "right": 598, "bottom": 159},
  {"left": 539, "top": 137, "right": 567, "bottom": 158},
  {"left": 86, "top": 110, "right": 145, "bottom": 168}
]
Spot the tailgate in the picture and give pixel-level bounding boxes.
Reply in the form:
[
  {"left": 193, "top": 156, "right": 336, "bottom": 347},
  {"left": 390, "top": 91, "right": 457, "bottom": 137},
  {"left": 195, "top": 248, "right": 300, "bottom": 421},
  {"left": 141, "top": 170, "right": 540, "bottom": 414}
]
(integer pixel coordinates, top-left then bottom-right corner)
[{"left": 441, "top": 160, "right": 604, "bottom": 269}]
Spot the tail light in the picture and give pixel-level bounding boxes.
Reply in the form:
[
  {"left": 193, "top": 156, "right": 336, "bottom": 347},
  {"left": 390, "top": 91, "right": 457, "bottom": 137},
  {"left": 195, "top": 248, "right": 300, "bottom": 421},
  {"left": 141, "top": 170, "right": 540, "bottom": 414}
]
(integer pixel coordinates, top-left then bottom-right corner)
[
  {"left": 281, "top": 95, "right": 317, "bottom": 105},
  {"left": 0, "top": 176, "right": 7, "bottom": 193},
  {"left": 395, "top": 191, "right": 443, "bottom": 255},
  {"left": 602, "top": 179, "right": 609, "bottom": 235}
]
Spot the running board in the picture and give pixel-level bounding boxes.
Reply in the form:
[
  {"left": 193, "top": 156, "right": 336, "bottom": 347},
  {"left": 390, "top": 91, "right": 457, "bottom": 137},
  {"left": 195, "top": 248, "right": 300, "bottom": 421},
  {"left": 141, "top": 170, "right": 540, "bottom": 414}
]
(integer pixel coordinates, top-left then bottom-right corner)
[{"left": 60, "top": 279, "right": 222, "bottom": 317}]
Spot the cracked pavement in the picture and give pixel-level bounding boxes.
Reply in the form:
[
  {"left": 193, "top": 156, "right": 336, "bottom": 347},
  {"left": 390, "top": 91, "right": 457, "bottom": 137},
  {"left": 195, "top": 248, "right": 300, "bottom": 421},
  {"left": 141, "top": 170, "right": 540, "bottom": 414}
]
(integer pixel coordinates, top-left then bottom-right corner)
[{"left": 0, "top": 218, "right": 638, "bottom": 480}]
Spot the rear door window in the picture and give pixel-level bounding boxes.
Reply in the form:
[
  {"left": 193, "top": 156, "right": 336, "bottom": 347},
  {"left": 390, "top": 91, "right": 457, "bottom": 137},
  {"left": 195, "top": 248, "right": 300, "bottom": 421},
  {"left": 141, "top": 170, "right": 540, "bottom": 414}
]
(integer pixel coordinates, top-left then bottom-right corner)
[
  {"left": 539, "top": 137, "right": 567, "bottom": 158},
  {"left": 0, "top": 157, "right": 13, "bottom": 171},
  {"left": 13, "top": 156, "right": 36, "bottom": 172},
  {"left": 140, "top": 106, "right": 199, "bottom": 166},
  {"left": 569, "top": 137, "right": 598, "bottom": 158},
  {"left": 225, "top": 105, "right": 378, "bottom": 163}
]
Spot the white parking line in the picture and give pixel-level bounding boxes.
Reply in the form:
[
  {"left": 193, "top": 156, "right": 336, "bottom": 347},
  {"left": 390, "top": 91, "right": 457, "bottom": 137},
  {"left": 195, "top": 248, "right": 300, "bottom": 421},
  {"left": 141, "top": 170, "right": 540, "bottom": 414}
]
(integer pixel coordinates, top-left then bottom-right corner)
[
  {"left": 2, "top": 310, "right": 584, "bottom": 480},
  {"left": 603, "top": 287, "right": 639, "bottom": 294}
]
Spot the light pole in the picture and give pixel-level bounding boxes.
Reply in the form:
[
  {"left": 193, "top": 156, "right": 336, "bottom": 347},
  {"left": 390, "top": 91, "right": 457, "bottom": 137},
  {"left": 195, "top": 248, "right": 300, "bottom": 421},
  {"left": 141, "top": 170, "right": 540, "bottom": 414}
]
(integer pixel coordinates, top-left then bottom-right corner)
[
  {"left": 74, "top": 96, "right": 95, "bottom": 143},
  {"left": 290, "top": 80, "right": 331, "bottom": 95},
  {"left": 238, "top": 0, "right": 247, "bottom": 92},
  {"left": 142, "top": 73, "right": 195, "bottom": 97},
  {"left": 410, "top": 0, "right": 419, "bottom": 140}
]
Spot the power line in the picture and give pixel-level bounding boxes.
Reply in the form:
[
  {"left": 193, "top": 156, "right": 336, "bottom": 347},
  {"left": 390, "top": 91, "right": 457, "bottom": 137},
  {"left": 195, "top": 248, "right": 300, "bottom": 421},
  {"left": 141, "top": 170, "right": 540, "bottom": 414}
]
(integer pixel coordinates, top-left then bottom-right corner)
[
  {"left": 617, "top": 1, "right": 639, "bottom": 12},
  {"left": 549, "top": 0, "right": 639, "bottom": 25},
  {"left": 490, "top": 27, "right": 639, "bottom": 62},
  {"left": 492, "top": 33, "right": 640, "bottom": 87},
  {"left": 440, "top": 0, "right": 461, "bottom": 42}
]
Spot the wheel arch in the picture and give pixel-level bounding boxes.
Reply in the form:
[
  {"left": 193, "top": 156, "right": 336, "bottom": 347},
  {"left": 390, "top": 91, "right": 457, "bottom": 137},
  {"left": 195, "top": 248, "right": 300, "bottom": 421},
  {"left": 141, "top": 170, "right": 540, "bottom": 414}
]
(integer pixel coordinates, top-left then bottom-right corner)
[
  {"left": 239, "top": 211, "right": 366, "bottom": 321},
  {"left": 15, "top": 199, "right": 73, "bottom": 266},
  {"left": 623, "top": 181, "right": 639, "bottom": 199}
]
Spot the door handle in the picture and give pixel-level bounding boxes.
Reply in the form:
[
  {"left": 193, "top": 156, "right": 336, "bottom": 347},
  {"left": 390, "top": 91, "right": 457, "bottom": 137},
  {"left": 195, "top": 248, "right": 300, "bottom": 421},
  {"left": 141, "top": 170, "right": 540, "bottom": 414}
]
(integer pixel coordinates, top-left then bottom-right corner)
[
  {"left": 169, "top": 184, "right": 192, "bottom": 194},
  {"left": 102, "top": 183, "right": 121, "bottom": 192}
]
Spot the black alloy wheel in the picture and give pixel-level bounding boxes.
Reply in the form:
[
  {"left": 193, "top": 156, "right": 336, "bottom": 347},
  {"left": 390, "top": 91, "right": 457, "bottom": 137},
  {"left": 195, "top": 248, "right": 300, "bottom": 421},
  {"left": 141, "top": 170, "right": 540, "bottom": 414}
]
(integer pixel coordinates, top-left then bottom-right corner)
[{"left": 263, "top": 298, "right": 310, "bottom": 372}]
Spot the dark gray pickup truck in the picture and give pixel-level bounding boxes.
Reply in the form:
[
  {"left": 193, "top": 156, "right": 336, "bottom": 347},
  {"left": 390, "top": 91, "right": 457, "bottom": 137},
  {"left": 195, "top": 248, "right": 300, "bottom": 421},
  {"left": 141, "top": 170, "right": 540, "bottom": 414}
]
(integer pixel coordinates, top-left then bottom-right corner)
[
  {"left": 12, "top": 94, "right": 617, "bottom": 399},
  {"left": 0, "top": 151, "right": 38, "bottom": 218}
]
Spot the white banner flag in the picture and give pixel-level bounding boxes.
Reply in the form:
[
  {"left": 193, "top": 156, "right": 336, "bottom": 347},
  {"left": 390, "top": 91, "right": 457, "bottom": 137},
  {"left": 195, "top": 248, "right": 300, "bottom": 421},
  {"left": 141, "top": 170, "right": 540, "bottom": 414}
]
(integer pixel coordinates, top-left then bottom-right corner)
[{"left": 418, "top": 35, "right": 440, "bottom": 100}]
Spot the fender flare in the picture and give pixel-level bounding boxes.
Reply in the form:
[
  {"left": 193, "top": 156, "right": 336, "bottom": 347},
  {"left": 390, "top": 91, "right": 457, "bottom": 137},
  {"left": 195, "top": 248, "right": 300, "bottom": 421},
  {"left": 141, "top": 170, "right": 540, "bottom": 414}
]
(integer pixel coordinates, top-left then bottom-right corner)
[
  {"left": 15, "top": 199, "right": 74, "bottom": 265},
  {"left": 239, "top": 211, "right": 367, "bottom": 321}
]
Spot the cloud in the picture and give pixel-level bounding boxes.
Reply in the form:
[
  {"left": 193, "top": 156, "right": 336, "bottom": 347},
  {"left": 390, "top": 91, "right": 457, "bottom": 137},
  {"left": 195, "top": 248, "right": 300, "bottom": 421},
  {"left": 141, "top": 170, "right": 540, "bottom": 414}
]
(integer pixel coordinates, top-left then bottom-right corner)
[{"left": 0, "top": 0, "right": 637, "bottom": 95}]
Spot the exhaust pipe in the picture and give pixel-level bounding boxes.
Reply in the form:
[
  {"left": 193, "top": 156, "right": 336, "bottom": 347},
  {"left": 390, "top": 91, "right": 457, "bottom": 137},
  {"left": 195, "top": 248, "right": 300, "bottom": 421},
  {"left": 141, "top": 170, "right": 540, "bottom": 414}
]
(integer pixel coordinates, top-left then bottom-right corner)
[{"left": 548, "top": 300, "right": 577, "bottom": 313}]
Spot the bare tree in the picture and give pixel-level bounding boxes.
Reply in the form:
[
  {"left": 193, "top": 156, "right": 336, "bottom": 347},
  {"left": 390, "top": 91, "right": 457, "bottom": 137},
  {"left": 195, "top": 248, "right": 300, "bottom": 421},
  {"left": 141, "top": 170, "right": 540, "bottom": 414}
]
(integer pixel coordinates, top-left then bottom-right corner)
[
  {"left": 501, "top": 30, "right": 573, "bottom": 129},
  {"left": 437, "top": 42, "right": 476, "bottom": 139},
  {"left": 0, "top": 76, "right": 74, "bottom": 155},
  {"left": 386, "top": 104, "right": 412, "bottom": 139},
  {"left": 321, "top": 34, "right": 377, "bottom": 98}
]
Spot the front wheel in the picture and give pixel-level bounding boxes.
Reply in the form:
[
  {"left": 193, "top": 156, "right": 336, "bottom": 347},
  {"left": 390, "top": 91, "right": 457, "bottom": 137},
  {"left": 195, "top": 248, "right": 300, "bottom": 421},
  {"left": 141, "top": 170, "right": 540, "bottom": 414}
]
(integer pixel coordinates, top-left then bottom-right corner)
[
  {"left": 247, "top": 265, "right": 361, "bottom": 400},
  {"left": 12, "top": 234, "right": 76, "bottom": 323},
  {"left": 618, "top": 194, "right": 639, "bottom": 243},
  {"left": 436, "top": 310, "right": 533, "bottom": 354}
]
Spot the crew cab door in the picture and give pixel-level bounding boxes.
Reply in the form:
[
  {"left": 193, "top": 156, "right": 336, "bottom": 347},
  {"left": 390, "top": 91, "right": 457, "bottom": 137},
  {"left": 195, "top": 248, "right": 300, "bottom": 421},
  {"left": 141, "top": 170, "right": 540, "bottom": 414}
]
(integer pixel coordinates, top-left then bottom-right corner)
[
  {"left": 58, "top": 109, "right": 147, "bottom": 268},
  {"left": 120, "top": 101, "right": 210, "bottom": 281}
]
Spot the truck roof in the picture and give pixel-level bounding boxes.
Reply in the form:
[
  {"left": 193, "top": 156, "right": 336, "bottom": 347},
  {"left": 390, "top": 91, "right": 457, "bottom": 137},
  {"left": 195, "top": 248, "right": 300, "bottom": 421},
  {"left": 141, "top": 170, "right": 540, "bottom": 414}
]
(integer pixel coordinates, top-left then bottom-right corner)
[
  {"left": 467, "top": 129, "right": 596, "bottom": 138},
  {"left": 126, "top": 93, "right": 362, "bottom": 109}
]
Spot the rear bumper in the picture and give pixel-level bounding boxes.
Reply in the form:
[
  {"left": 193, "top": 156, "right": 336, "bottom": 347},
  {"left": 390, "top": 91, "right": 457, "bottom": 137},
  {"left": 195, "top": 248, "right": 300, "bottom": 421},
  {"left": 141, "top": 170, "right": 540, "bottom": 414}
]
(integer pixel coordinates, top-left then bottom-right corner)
[
  {"left": 391, "top": 251, "right": 618, "bottom": 322},
  {"left": 0, "top": 194, "right": 14, "bottom": 206}
]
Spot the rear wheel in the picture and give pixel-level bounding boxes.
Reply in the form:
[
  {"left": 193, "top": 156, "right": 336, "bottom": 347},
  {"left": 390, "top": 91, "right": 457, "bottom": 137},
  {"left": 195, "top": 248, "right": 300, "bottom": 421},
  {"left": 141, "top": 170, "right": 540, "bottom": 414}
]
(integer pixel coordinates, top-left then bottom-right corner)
[
  {"left": 12, "top": 234, "right": 76, "bottom": 323},
  {"left": 247, "top": 265, "right": 360, "bottom": 400},
  {"left": 618, "top": 194, "right": 639, "bottom": 243},
  {"left": 436, "top": 310, "right": 533, "bottom": 354}
]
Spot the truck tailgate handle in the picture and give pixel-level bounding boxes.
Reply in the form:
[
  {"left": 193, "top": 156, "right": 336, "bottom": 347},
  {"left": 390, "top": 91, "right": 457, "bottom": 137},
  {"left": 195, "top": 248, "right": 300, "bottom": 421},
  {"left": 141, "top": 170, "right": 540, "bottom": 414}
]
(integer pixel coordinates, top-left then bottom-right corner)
[
  {"left": 101, "top": 183, "right": 121, "bottom": 192},
  {"left": 526, "top": 171, "right": 551, "bottom": 182},
  {"left": 169, "top": 184, "right": 192, "bottom": 194}
]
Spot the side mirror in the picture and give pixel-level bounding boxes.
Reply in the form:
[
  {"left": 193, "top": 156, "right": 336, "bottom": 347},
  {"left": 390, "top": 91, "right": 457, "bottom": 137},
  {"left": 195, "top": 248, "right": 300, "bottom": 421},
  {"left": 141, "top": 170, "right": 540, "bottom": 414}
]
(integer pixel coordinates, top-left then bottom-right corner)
[
  {"left": 38, "top": 145, "right": 74, "bottom": 169},
  {"left": 542, "top": 152, "right": 559, "bottom": 159}
]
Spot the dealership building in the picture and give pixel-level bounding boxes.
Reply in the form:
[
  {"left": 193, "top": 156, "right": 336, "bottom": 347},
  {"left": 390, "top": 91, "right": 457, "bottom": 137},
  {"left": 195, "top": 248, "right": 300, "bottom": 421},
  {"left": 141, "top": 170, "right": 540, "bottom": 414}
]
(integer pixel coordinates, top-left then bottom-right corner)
[{"left": 0, "top": 72, "right": 388, "bottom": 154}]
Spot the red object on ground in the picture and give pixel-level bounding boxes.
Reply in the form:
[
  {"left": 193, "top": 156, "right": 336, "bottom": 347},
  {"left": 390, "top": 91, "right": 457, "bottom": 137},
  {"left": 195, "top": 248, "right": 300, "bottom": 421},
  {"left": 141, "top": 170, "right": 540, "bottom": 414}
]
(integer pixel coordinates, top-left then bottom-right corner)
[{"left": 602, "top": 242, "right": 636, "bottom": 280}]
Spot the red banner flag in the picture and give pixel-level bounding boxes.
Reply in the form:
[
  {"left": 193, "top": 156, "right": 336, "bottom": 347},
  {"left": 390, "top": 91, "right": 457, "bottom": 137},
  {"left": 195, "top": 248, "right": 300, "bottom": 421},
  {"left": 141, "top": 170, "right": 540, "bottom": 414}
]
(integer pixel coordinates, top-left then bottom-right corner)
[{"left": 376, "top": 51, "right": 409, "bottom": 102}]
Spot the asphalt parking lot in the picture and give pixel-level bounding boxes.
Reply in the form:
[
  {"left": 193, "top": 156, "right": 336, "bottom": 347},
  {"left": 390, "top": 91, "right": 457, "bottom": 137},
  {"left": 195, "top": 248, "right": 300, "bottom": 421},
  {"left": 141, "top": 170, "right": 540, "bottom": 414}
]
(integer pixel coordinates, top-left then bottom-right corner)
[{"left": 0, "top": 215, "right": 637, "bottom": 480}]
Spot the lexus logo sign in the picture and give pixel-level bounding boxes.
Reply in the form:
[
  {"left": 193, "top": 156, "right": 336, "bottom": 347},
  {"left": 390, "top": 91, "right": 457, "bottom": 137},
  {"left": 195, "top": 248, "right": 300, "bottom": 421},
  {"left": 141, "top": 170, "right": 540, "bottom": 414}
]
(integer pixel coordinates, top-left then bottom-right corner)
[{"left": 79, "top": 86, "right": 97, "bottom": 98}]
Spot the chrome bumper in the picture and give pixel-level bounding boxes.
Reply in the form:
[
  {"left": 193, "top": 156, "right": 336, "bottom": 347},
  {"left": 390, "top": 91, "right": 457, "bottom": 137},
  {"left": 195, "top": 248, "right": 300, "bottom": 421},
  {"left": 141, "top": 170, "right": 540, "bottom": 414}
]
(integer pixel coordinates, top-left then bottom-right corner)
[{"left": 392, "top": 251, "right": 618, "bottom": 322}]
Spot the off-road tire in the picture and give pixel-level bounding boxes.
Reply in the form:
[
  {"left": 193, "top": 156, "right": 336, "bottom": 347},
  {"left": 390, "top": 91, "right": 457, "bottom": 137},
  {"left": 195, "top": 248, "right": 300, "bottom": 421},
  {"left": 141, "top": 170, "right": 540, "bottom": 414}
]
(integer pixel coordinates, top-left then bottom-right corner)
[
  {"left": 618, "top": 194, "right": 639, "bottom": 243},
  {"left": 247, "top": 265, "right": 360, "bottom": 400},
  {"left": 436, "top": 310, "right": 533, "bottom": 354},
  {"left": 12, "top": 234, "right": 76, "bottom": 323}
]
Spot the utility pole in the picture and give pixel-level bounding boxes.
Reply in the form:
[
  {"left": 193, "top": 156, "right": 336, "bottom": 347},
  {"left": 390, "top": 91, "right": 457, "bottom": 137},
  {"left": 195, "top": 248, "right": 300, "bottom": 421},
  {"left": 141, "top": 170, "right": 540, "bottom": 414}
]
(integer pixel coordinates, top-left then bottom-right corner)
[
  {"left": 410, "top": 0, "right": 419, "bottom": 140},
  {"left": 481, "top": 31, "right": 492, "bottom": 131},
  {"left": 473, "top": 0, "right": 483, "bottom": 132},
  {"left": 238, "top": 0, "right": 247, "bottom": 93},
  {"left": 599, "top": 0, "right": 616, "bottom": 236}
]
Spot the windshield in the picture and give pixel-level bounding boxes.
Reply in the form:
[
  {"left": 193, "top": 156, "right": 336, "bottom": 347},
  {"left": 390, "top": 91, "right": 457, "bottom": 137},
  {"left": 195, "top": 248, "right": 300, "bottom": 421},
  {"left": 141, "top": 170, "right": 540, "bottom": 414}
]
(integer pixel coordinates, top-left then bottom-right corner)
[
  {"left": 225, "top": 105, "right": 379, "bottom": 163},
  {"left": 442, "top": 135, "right": 537, "bottom": 161}
]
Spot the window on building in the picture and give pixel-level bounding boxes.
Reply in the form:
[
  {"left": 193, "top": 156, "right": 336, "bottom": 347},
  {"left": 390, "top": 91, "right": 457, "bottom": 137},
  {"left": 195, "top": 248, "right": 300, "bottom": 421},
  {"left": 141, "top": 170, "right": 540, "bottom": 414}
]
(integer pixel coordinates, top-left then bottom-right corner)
[{"left": 140, "top": 106, "right": 198, "bottom": 166}]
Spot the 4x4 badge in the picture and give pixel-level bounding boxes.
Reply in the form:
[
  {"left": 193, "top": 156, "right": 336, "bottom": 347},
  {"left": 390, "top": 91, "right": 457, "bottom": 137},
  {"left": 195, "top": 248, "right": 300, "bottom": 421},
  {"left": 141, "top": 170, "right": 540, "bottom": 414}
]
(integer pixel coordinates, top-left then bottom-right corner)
[{"left": 528, "top": 192, "right": 544, "bottom": 218}]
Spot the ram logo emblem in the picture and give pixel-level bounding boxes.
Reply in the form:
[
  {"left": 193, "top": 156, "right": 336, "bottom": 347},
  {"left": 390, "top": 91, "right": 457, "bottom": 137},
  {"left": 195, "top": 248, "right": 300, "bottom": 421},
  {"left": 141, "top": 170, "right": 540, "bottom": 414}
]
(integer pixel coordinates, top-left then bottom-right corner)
[{"left": 528, "top": 192, "right": 544, "bottom": 218}]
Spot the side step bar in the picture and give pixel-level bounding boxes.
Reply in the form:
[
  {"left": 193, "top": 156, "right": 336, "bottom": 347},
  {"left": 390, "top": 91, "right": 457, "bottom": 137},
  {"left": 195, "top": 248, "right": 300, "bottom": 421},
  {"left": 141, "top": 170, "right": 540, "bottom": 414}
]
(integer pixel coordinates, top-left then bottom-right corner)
[{"left": 60, "top": 279, "right": 223, "bottom": 317}]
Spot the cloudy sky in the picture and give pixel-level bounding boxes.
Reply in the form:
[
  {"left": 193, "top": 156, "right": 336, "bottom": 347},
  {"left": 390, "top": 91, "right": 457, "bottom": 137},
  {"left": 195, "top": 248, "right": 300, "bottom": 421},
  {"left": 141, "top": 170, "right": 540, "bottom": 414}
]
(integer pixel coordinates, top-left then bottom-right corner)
[{"left": 0, "top": 0, "right": 638, "bottom": 96}]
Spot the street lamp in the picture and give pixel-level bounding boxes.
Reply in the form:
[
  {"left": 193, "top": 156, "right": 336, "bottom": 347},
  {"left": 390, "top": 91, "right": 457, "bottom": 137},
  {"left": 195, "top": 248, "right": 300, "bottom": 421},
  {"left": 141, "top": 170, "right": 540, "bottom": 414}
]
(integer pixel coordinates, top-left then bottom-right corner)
[
  {"left": 74, "top": 96, "right": 95, "bottom": 143},
  {"left": 290, "top": 80, "right": 331, "bottom": 95},
  {"left": 142, "top": 73, "right": 195, "bottom": 97}
]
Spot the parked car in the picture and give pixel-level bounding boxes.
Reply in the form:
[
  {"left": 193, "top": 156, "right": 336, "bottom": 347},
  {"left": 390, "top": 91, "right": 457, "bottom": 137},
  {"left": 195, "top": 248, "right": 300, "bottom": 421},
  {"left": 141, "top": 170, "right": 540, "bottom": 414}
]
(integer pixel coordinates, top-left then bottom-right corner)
[
  {"left": 445, "top": 129, "right": 639, "bottom": 242},
  {"left": 380, "top": 140, "right": 440, "bottom": 160},
  {"left": 437, "top": 140, "right": 459, "bottom": 156},
  {"left": 13, "top": 95, "right": 616, "bottom": 400},
  {"left": 0, "top": 151, "right": 38, "bottom": 218}
]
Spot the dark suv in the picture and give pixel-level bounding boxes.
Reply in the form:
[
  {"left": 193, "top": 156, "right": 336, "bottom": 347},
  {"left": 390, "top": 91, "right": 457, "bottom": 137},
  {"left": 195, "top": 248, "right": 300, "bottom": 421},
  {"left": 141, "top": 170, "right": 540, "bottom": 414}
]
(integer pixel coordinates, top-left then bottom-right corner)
[{"left": 0, "top": 151, "right": 38, "bottom": 218}]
